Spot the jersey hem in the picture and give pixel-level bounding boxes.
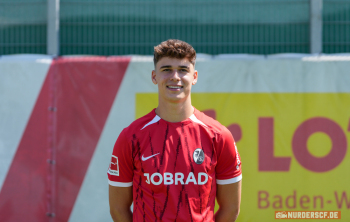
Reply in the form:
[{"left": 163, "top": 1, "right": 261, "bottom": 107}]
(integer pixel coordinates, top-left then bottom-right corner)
[
  {"left": 108, "top": 180, "right": 133, "bottom": 187},
  {"left": 216, "top": 174, "right": 242, "bottom": 185}
]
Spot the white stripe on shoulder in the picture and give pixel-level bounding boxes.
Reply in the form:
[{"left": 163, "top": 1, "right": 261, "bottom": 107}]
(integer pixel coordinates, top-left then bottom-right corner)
[
  {"left": 216, "top": 174, "right": 242, "bottom": 185},
  {"left": 141, "top": 115, "right": 161, "bottom": 130},
  {"left": 108, "top": 180, "right": 133, "bottom": 187},
  {"left": 189, "top": 114, "right": 208, "bottom": 127}
]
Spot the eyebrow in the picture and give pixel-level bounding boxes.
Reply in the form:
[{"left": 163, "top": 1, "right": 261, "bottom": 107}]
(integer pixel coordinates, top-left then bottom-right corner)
[{"left": 159, "top": 65, "right": 189, "bottom": 69}]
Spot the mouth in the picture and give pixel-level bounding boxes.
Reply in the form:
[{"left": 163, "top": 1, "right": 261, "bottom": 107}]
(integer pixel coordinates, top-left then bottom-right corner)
[{"left": 167, "top": 85, "right": 183, "bottom": 89}]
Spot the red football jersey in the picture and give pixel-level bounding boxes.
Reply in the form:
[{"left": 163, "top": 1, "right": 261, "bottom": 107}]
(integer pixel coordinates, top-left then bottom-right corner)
[{"left": 108, "top": 108, "right": 242, "bottom": 222}]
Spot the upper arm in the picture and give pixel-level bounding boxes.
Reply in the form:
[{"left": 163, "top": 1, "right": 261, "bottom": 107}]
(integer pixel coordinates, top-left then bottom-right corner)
[
  {"left": 215, "top": 127, "right": 242, "bottom": 184},
  {"left": 215, "top": 180, "right": 242, "bottom": 222},
  {"left": 215, "top": 127, "right": 242, "bottom": 221},
  {"left": 107, "top": 129, "right": 134, "bottom": 221},
  {"left": 109, "top": 185, "right": 133, "bottom": 210},
  {"left": 109, "top": 185, "right": 133, "bottom": 222},
  {"left": 108, "top": 129, "right": 134, "bottom": 185},
  {"left": 216, "top": 180, "right": 242, "bottom": 210}
]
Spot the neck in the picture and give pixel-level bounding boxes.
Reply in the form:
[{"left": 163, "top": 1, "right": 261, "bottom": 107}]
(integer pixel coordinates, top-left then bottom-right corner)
[{"left": 155, "top": 98, "right": 194, "bottom": 122}]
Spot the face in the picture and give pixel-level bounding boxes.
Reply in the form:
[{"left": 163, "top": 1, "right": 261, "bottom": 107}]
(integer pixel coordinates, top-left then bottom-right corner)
[{"left": 152, "top": 57, "right": 198, "bottom": 104}]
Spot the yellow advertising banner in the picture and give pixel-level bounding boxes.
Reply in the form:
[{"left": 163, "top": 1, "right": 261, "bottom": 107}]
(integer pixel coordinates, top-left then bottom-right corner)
[{"left": 136, "top": 93, "right": 350, "bottom": 221}]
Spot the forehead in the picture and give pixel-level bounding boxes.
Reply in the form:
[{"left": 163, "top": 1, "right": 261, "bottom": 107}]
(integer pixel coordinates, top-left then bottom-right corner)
[{"left": 156, "top": 57, "right": 193, "bottom": 69}]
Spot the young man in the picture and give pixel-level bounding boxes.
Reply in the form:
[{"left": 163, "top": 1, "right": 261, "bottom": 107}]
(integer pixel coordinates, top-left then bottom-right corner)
[{"left": 108, "top": 39, "right": 242, "bottom": 222}]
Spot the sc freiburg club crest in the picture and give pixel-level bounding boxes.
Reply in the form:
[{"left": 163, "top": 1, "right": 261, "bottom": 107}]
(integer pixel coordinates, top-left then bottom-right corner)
[{"left": 193, "top": 148, "right": 205, "bottom": 164}]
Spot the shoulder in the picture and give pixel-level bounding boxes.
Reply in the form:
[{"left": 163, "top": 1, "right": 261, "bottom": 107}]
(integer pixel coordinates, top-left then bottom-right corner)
[
  {"left": 122, "top": 109, "right": 158, "bottom": 138},
  {"left": 193, "top": 108, "right": 230, "bottom": 136}
]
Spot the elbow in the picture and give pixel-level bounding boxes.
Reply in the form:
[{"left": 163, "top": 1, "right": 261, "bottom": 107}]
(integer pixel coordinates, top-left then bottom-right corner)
[
  {"left": 216, "top": 205, "right": 240, "bottom": 222},
  {"left": 109, "top": 206, "right": 132, "bottom": 222},
  {"left": 110, "top": 208, "right": 119, "bottom": 222},
  {"left": 229, "top": 206, "right": 240, "bottom": 222},
  {"left": 109, "top": 207, "right": 124, "bottom": 222},
  {"left": 233, "top": 208, "right": 240, "bottom": 220}
]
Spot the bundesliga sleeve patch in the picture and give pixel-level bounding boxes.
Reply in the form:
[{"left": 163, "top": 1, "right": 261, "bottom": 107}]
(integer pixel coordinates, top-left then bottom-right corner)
[{"left": 108, "top": 155, "right": 119, "bottom": 176}]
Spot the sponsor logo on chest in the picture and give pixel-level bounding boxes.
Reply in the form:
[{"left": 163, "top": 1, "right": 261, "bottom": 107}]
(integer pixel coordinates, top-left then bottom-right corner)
[
  {"left": 142, "top": 148, "right": 208, "bottom": 185},
  {"left": 144, "top": 172, "right": 208, "bottom": 185}
]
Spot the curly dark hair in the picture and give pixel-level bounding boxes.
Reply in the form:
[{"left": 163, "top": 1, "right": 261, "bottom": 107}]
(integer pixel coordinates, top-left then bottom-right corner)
[{"left": 153, "top": 39, "right": 196, "bottom": 67}]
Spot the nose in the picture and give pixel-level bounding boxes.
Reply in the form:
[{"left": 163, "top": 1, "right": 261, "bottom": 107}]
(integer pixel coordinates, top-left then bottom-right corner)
[{"left": 170, "top": 70, "right": 181, "bottom": 81}]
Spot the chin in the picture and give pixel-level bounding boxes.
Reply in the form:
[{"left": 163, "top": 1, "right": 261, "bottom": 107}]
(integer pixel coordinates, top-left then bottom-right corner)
[{"left": 165, "top": 96, "right": 186, "bottom": 103}]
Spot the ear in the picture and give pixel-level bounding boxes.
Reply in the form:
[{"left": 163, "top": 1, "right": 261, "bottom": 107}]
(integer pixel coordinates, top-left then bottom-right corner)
[
  {"left": 192, "top": 70, "right": 198, "bottom": 85},
  {"left": 151, "top": 70, "right": 157, "bottom": 85}
]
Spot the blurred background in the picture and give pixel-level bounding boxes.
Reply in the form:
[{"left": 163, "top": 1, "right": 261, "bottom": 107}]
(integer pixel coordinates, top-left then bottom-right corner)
[{"left": 1, "top": 0, "right": 350, "bottom": 56}]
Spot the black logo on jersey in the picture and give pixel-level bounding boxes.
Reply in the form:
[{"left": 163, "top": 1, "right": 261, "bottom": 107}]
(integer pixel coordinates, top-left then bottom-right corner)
[{"left": 193, "top": 148, "right": 204, "bottom": 164}]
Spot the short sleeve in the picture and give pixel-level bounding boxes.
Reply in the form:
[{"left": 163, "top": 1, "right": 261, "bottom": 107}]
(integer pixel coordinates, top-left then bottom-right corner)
[
  {"left": 107, "top": 129, "right": 133, "bottom": 187},
  {"left": 215, "top": 127, "right": 242, "bottom": 185}
]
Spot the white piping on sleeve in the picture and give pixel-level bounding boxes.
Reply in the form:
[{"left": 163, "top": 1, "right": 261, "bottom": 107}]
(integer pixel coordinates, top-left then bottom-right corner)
[
  {"left": 108, "top": 180, "right": 133, "bottom": 187},
  {"left": 216, "top": 174, "right": 242, "bottom": 185}
]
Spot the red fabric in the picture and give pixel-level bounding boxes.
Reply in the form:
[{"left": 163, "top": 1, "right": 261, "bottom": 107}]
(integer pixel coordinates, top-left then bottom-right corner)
[
  {"left": 0, "top": 56, "right": 130, "bottom": 222},
  {"left": 108, "top": 108, "right": 242, "bottom": 222}
]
